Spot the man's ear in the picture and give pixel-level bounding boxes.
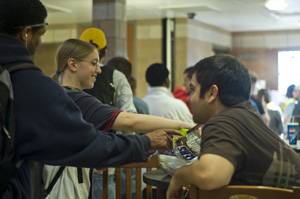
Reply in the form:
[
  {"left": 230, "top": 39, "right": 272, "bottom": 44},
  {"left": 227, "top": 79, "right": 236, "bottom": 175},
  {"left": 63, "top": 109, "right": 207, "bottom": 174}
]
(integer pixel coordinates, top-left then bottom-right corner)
[
  {"left": 67, "top": 58, "right": 79, "bottom": 72},
  {"left": 207, "top": 84, "right": 219, "bottom": 103},
  {"left": 18, "top": 27, "right": 32, "bottom": 42}
]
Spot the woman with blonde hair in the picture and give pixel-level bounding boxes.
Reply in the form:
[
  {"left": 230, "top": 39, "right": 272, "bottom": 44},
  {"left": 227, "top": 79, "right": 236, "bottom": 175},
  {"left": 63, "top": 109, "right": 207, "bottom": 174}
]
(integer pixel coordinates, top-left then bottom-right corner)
[{"left": 44, "top": 38, "right": 192, "bottom": 199}]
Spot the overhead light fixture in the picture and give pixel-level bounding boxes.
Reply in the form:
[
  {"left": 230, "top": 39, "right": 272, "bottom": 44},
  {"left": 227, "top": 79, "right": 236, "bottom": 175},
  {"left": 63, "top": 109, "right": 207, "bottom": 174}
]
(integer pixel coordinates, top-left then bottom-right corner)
[{"left": 265, "top": 0, "right": 288, "bottom": 11}]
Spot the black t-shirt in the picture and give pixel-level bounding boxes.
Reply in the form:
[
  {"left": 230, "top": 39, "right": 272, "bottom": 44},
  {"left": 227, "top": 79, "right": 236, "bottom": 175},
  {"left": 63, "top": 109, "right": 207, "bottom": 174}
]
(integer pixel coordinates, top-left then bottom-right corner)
[{"left": 200, "top": 102, "right": 300, "bottom": 188}]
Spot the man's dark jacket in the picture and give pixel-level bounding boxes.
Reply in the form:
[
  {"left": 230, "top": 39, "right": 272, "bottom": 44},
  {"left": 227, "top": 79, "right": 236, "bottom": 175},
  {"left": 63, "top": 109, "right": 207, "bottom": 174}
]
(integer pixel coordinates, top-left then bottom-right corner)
[{"left": 0, "top": 34, "right": 150, "bottom": 199}]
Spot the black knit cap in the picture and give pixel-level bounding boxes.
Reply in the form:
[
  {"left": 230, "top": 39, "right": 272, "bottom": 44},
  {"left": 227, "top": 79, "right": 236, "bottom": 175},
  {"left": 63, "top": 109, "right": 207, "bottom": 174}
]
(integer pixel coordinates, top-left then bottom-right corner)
[{"left": 0, "top": 0, "right": 47, "bottom": 33}]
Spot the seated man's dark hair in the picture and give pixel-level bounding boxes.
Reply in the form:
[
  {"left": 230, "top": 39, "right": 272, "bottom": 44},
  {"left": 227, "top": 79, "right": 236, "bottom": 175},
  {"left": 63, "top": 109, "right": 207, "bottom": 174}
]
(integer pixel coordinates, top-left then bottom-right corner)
[
  {"left": 145, "top": 63, "right": 169, "bottom": 87},
  {"left": 193, "top": 54, "right": 251, "bottom": 106},
  {"left": 0, "top": 0, "right": 47, "bottom": 35}
]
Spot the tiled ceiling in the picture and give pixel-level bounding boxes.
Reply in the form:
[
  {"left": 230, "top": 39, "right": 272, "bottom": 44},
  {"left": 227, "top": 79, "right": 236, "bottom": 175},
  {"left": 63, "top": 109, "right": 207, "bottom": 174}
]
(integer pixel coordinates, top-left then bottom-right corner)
[{"left": 42, "top": 0, "right": 300, "bottom": 32}]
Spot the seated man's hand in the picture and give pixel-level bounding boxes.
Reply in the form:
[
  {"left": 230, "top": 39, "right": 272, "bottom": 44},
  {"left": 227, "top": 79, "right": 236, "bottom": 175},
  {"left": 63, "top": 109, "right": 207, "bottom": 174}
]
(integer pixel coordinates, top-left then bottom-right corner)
[{"left": 145, "top": 129, "right": 172, "bottom": 150}]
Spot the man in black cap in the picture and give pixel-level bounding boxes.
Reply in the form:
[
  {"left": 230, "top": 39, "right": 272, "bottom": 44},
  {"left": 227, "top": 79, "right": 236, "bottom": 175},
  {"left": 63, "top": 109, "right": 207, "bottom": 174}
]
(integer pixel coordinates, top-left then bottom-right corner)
[{"left": 0, "top": 1, "right": 184, "bottom": 198}]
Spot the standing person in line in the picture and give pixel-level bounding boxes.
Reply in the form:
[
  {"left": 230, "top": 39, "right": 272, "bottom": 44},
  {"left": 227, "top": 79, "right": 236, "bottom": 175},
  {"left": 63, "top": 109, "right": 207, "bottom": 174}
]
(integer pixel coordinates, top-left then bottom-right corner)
[
  {"left": 167, "top": 55, "right": 300, "bottom": 199},
  {"left": 280, "top": 84, "right": 295, "bottom": 112},
  {"left": 45, "top": 38, "right": 192, "bottom": 199},
  {"left": 173, "top": 66, "right": 194, "bottom": 112},
  {"left": 0, "top": 1, "right": 191, "bottom": 198},
  {"left": 257, "top": 89, "right": 284, "bottom": 135},
  {"left": 80, "top": 30, "right": 145, "bottom": 198},
  {"left": 80, "top": 29, "right": 138, "bottom": 199},
  {"left": 143, "top": 63, "right": 194, "bottom": 124},
  {"left": 283, "top": 85, "right": 300, "bottom": 127},
  {"left": 129, "top": 76, "right": 149, "bottom": 114},
  {"left": 80, "top": 28, "right": 137, "bottom": 113},
  {"left": 249, "top": 72, "right": 270, "bottom": 125},
  {"left": 105, "top": 56, "right": 149, "bottom": 114}
]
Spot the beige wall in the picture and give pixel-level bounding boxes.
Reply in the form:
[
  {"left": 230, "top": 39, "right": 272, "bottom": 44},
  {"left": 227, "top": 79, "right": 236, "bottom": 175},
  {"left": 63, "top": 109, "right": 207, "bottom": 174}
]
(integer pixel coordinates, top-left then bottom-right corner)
[
  {"left": 173, "top": 19, "right": 226, "bottom": 88},
  {"left": 129, "top": 19, "right": 162, "bottom": 97},
  {"left": 174, "top": 37, "right": 187, "bottom": 88},
  {"left": 187, "top": 39, "right": 214, "bottom": 66},
  {"left": 232, "top": 48, "right": 278, "bottom": 90},
  {"left": 33, "top": 24, "right": 87, "bottom": 76},
  {"left": 33, "top": 43, "right": 60, "bottom": 76},
  {"left": 35, "top": 19, "right": 300, "bottom": 96},
  {"left": 127, "top": 18, "right": 231, "bottom": 97},
  {"left": 232, "top": 30, "right": 300, "bottom": 90}
]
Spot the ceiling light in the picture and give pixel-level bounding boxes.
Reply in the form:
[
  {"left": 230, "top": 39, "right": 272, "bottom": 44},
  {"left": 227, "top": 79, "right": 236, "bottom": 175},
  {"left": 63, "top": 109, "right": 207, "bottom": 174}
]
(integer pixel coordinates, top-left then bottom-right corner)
[{"left": 265, "top": 0, "right": 288, "bottom": 11}]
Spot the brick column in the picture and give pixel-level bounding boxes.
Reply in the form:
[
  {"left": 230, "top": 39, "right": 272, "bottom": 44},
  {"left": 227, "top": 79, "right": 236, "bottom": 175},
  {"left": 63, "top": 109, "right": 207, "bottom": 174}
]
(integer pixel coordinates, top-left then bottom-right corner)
[{"left": 92, "top": 0, "right": 127, "bottom": 62}]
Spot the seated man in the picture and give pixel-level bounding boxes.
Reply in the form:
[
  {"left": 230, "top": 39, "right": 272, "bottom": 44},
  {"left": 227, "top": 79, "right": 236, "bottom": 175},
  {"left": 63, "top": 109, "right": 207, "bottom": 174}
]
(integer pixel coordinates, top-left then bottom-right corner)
[{"left": 167, "top": 55, "right": 300, "bottom": 198}]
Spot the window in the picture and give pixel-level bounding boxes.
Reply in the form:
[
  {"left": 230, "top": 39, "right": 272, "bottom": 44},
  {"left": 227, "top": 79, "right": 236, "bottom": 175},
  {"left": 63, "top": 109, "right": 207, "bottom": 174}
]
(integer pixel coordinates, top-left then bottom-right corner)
[{"left": 278, "top": 51, "right": 300, "bottom": 95}]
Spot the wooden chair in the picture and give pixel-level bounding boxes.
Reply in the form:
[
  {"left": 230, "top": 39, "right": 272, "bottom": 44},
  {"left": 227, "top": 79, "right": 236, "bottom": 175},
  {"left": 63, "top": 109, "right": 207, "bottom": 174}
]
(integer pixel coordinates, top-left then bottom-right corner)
[
  {"left": 292, "top": 186, "right": 300, "bottom": 199},
  {"left": 189, "top": 185, "right": 294, "bottom": 199},
  {"left": 102, "top": 155, "right": 160, "bottom": 199}
]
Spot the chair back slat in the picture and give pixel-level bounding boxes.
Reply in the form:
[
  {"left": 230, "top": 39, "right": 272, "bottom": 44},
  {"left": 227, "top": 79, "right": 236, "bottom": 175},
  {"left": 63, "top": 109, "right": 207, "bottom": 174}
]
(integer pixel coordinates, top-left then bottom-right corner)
[
  {"left": 102, "top": 169, "right": 109, "bottom": 199},
  {"left": 125, "top": 168, "right": 132, "bottom": 199},
  {"left": 136, "top": 168, "right": 142, "bottom": 199},
  {"left": 146, "top": 167, "right": 154, "bottom": 199},
  {"left": 189, "top": 186, "right": 198, "bottom": 199},
  {"left": 100, "top": 155, "right": 159, "bottom": 199},
  {"left": 115, "top": 168, "right": 122, "bottom": 199}
]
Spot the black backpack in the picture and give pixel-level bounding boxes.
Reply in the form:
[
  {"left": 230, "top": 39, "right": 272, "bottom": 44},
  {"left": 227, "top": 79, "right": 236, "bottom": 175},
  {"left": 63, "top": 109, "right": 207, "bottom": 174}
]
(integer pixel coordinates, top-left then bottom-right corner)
[
  {"left": 0, "top": 62, "right": 37, "bottom": 196},
  {"left": 84, "top": 65, "right": 115, "bottom": 106}
]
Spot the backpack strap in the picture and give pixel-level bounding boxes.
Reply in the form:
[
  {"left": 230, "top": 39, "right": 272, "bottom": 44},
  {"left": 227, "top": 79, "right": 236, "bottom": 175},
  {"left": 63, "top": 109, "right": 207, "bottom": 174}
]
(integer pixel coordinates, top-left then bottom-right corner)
[
  {"left": 2, "top": 62, "right": 39, "bottom": 73},
  {"left": 77, "top": 167, "right": 83, "bottom": 184},
  {"left": 84, "top": 66, "right": 115, "bottom": 106},
  {"left": 44, "top": 166, "right": 66, "bottom": 196}
]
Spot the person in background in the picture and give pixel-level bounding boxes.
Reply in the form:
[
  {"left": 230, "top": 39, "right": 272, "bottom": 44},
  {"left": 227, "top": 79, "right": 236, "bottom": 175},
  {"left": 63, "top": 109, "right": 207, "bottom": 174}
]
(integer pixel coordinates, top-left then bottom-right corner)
[
  {"left": 129, "top": 76, "right": 149, "bottom": 114},
  {"left": 167, "top": 55, "right": 300, "bottom": 199},
  {"left": 105, "top": 56, "right": 149, "bottom": 114},
  {"left": 280, "top": 84, "right": 295, "bottom": 112},
  {"left": 80, "top": 28, "right": 137, "bottom": 113},
  {"left": 283, "top": 85, "right": 300, "bottom": 127},
  {"left": 249, "top": 72, "right": 270, "bottom": 125},
  {"left": 48, "top": 39, "right": 192, "bottom": 199},
  {"left": 173, "top": 66, "right": 194, "bottom": 112},
  {"left": 80, "top": 29, "right": 138, "bottom": 199},
  {"left": 0, "top": 1, "right": 177, "bottom": 198},
  {"left": 257, "top": 89, "right": 284, "bottom": 135},
  {"left": 106, "top": 56, "right": 131, "bottom": 79},
  {"left": 143, "top": 63, "right": 194, "bottom": 124}
]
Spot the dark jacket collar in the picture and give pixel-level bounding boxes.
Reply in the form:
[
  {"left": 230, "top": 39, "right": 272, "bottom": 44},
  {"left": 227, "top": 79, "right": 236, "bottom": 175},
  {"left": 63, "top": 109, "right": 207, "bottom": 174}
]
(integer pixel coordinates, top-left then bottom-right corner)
[{"left": 0, "top": 33, "right": 33, "bottom": 66}]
